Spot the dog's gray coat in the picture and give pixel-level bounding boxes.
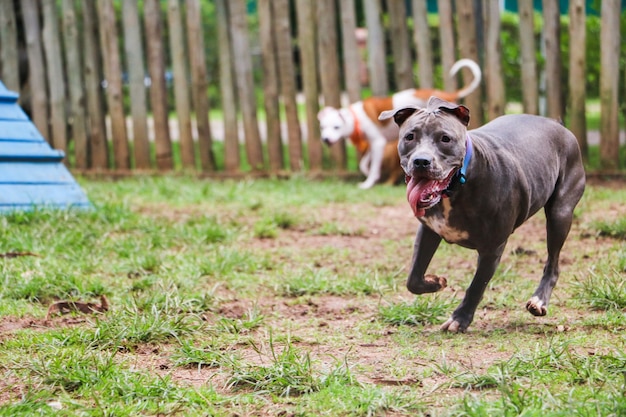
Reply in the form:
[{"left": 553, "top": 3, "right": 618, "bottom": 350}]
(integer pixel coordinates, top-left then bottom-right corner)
[{"left": 380, "top": 97, "right": 586, "bottom": 332}]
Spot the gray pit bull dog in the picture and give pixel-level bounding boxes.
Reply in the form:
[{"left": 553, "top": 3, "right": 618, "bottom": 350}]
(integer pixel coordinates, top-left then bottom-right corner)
[{"left": 379, "top": 97, "right": 585, "bottom": 332}]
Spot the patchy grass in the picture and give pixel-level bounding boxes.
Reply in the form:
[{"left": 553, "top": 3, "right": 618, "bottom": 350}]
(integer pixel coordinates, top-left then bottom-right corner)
[
  {"left": 593, "top": 217, "right": 626, "bottom": 240},
  {"left": 0, "top": 175, "right": 625, "bottom": 416}
]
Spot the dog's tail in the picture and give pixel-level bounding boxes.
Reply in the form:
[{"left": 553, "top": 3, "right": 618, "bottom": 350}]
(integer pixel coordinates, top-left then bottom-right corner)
[{"left": 449, "top": 59, "right": 482, "bottom": 99}]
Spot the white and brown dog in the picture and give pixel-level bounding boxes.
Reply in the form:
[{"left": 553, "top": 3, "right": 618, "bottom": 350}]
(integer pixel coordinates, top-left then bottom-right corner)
[{"left": 318, "top": 59, "right": 482, "bottom": 189}]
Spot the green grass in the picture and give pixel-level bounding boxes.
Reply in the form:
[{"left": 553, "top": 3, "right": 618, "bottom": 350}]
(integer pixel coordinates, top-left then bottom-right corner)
[
  {"left": 379, "top": 296, "right": 453, "bottom": 326},
  {"left": 593, "top": 217, "right": 626, "bottom": 240},
  {"left": 0, "top": 175, "right": 625, "bottom": 416}
]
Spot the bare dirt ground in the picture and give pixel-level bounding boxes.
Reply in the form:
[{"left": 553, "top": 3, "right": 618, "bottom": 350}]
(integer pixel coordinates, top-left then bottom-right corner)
[{"left": 1, "top": 178, "right": 624, "bottom": 413}]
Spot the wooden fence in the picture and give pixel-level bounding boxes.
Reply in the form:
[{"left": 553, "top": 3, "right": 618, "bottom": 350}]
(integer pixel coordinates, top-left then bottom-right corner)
[{"left": 0, "top": 0, "right": 623, "bottom": 174}]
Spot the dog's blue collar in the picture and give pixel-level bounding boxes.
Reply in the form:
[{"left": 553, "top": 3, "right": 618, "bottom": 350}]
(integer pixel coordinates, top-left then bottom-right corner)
[
  {"left": 458, "top": 133, "right": 473, "bottom": 185},
  {"left": 443, "top": 134, "right": 472, "bottom": 197}
]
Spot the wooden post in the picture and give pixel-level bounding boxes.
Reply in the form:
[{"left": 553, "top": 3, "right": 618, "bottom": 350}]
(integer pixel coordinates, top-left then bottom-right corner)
[
  {"left": 296, "top": 0, "right": 322, "bottom": 171},
  {"left": 364, "top": 0, "right": 388, "bottom": 95},
  {"left": 339, "top": 0, "right": 361, "bottom": 103},
  {"left": 186, "top": 0, "right": 216, "bottom": 171},
  {"left": 455, "top": 0, "right": 483, "bottom": 127},
  {"left": 412, "top": 0, "right": 433, "bottom": 89},
  {"left": 387, "top": 0, "right": 414, "bottom": 90},
  {"left": 317, "top": 0, "right": 346, "bottom": 169},
  {"left": 62, "top": 0, "right": 89, "bottom": 169},
  {"left": 518, "top": 0, "right": 538, "bottom": 115},
  {"left": 21, "top": 0, "right": 50, "bottom": 142},
  {"left": 599, "top": 0, "right": 620, "bottom": 169},
  {"left": 82, "top": 0, "right": 108, "bottom": 169},
  {"left": 273, "top": 0, "right": 303, "bottom": 171},
  {"left": 144, "top": 0, "right": 173, "bottom": 170},
  {"left": 542, "top": 0, "right": 563, "bottom": 120},
  {"left": 122, "top": 0, "right": 151, "bottom": 170},
  {"left": 484, "top": 0, "right": 504, "bottom": 120},
  {"left": 42, "top": 0, "right": 67, "bottom": 154},
  {"left": 258, "top": 0, "right": 283, "bottom": 172},
  {"left": 98, "top": 0, "right": 130, "bottom": 170},
  {"left": 0, "top": 0, "right": 20, "bottom": 92},
  {"left": 215, "top": 0, "right": 240, "bottom": 172},
  {"left": 229, "top": 0, "right": 265, "bottom": 171},
  {"left": 438, "top": 0, "right": 456, "bottom": 92},
  {"left": 568, "top": 0, "right": 587, "bottom": 161},
  {"left": 317, "top": 0, "right": 341, "bottom": 109},
  {"left": 167, "top": 0, "right": 195, "bottom": 169}
]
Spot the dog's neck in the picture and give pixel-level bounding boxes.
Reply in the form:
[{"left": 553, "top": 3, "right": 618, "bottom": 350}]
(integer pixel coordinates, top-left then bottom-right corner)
[
  {"left": 444, "top": 133, "right": 473, "bottom": 196},
  {"left": 347, "top": 108, "right": 369, "bottom": 153}
]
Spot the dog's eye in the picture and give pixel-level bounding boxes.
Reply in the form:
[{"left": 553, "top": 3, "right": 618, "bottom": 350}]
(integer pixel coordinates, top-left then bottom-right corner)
[
  {"left": 405, "top": 133, "right": 414, "bottom": 141},
  {"left": 441, "top": 135, "right": 451, "bottom": 143},
  {"left": 334, "top": 126, "right": 340, "bottom": 130}
]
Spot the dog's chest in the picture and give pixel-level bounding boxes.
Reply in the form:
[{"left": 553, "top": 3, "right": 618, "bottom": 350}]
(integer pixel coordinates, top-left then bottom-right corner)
[{"left": 420, "top": 200, "right": 469, "bottom": 243}]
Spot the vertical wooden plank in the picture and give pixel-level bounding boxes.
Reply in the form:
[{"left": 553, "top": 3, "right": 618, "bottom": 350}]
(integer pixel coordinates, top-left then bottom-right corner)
[
  {"left": 273, "top": 0, "right": 303, "bottom": 171},
  {"left": 484, "top": 0, "right": 504, "bottom": 120},
  {"left": 167, "top": 0, "right": 195, "bottom": 170},
  {"left": 83, "top": 0, "right": 109, "bottom": 169},
  {"left": 317, "top": 0, "right": 346, "bottom": 169},
  {"left": 296, "top": 0, "right": 322, "bottom": 171},
  {"left": 186, "top": 0, "right": 216, "bottom": 171},
  {"left": 518, "top": 0, "right": 538, "bottom": 115},
  {"left": 438, "top": 0, "right": 456, "bottom": 91},
  {"left": 258, "top": 0, "right": 284, "bottom": 172},
  {"left": 21, "top": 0, "right": 50, "bottom": 141},
  {"left": 339, "top": 0, "right": 361, "bottom": 103},
  {"left": 568, "top": 0, "right": 587, "bottom": 160},
  {"left": 215, "top": 0, "right": 239, "bottom": 172},
  {"left": 122, "top": 0, "right": 151, "bottom": 169},
  {"left": 229, "top": 0, "right": 265, "bottom": 171},
  {"left": 542, "top": 0, "right": 563, "bottom": 120},
  {"left": 0, "top": 0, "right": 20, "bottom": 92},
  {"left": 98, "top": 0, "right": 130, "bottom": 170},
  {"left": 144, "top": 0, "right": 173, "bottom": 170},
  {"left": 455, "top": 0, "right": 483, "bottom": 127},
  {"left": 42, "top": 0, "right": 67, "bottom": 153},
  {"left": 387, "top": 0, "right": 414, "bottom": 90},
  {"left": 62, "top": 0, "right": 89, "bottom": 169},
  {"left": 412, "top": 0, "right": 433, "bottom": 89},
  {"left": 599, "top": 0, "right": 620, "bottom": 169},
  {"left": 363, "top": 0, "right": 388, "bottom": 95},
  {"left": 317, "top": 0, "right": 341, "bottom": 109}
]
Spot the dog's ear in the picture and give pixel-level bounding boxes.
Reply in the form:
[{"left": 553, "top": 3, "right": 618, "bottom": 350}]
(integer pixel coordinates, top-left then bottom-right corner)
[
  {"left": 317, "top": 107, "right": 334, "bottom": 121},
  {"left": 378, "top": 107, "right": 419, "bottom": 127},
  {"left": 438, "top": 104, "right": 470, "bottom": 127}
]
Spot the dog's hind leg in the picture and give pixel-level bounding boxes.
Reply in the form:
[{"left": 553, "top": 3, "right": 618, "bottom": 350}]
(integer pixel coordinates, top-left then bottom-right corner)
[
  {"left": 526, "top": 198, "right": 577, "bottom": 317},
  {"left": 527, "top": 160, "right": 584, "bottom": 317}
]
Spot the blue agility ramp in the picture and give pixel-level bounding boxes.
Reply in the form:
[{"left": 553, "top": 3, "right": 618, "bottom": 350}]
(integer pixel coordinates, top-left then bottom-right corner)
[{"left": 0, "top": 81, "right": 91, "bottom": 211}]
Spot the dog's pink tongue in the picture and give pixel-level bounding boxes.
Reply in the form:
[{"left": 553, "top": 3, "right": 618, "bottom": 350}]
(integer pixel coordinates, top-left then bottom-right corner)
[{"left": 406, "top": 176, "right": 433, "bottom": 217}]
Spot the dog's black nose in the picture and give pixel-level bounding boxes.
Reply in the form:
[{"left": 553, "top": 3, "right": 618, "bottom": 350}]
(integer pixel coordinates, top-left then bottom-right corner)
[{"left": 413, "top": 158, "right": 431, "bottom": 169}]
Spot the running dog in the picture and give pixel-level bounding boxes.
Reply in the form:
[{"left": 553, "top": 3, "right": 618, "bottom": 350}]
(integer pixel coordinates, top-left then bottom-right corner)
[{"left": 379, "top": 97, "right": 585, "bottom": 332}]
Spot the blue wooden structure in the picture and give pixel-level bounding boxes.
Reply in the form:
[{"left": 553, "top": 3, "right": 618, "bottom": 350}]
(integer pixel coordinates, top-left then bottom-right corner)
[{"left": 0, "top": 81, "right": 91, "bottom": 211}]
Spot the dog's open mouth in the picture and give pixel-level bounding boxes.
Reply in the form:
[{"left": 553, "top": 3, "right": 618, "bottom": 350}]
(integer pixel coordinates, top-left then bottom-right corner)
[{"left": 406, "top": 170, "right": 456, "bottom": 217}]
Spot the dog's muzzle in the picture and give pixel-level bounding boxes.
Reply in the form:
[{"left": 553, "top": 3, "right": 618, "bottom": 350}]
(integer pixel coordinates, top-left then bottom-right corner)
[{"left": 406, "top": 169, "right": 457, "bottom": 218}]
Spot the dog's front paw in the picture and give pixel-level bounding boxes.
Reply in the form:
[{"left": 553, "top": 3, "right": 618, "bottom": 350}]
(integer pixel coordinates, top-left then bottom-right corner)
[
  {"left": 526, "top": 296, "right": 547, "bottom": 316},
  {"left": 358, "top": 180, "right": 375, "bottom": 189},
  {"left": 407, "top": 274, "right": 447, "bottom": 294},
  {"left": 424, "top": 274, "right": 447, "bottom": 291}
]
